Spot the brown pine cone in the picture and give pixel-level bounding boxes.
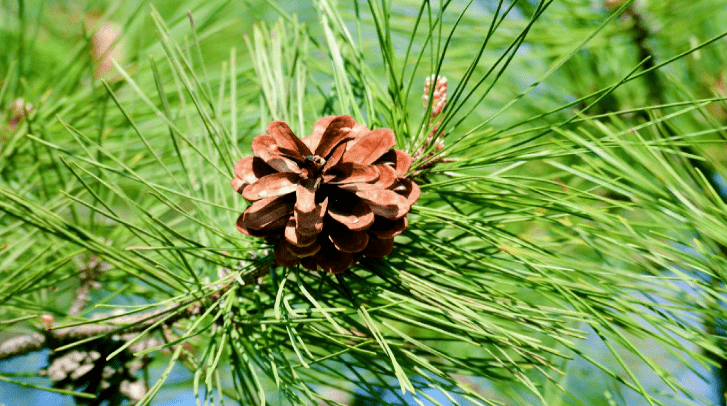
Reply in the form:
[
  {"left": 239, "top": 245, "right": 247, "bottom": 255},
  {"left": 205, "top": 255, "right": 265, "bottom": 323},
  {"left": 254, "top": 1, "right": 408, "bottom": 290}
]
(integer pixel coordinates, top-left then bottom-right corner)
[{"left": 232, "top": 115, "right": 420, "bottom": 274}]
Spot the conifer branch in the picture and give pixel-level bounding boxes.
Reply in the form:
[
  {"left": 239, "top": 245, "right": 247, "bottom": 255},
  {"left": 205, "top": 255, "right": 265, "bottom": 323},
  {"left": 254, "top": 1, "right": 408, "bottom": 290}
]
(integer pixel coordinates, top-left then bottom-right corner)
[
  {"left": 0, "top": 298, "right": 199, "bottom": 361},
  {"left": 0, "top": 266, "right": 269, "bottom": 361}
]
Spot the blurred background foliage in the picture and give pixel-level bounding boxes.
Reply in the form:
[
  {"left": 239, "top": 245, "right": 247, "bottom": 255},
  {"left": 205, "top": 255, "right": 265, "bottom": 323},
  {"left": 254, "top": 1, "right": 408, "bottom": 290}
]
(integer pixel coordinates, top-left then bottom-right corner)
[{"left": 1, "top": 0, "right": 727, "bottom": 405}]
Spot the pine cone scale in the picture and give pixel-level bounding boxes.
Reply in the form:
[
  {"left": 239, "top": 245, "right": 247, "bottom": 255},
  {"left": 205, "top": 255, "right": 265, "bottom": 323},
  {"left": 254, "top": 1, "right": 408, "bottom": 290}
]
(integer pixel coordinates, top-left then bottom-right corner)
[
  {"left": 294, "top": 187, "right": 327, "bottom": 236},
  {"left": 321, "top": 142, "right": 347, "bottom": 172},
  {"left": 327, "top": 198, "right": 375, "bottom": 231},
  {"left": 397, "top": 179, "right": 421, "bottom": 206},
  {"left": 361, "top": 235, "right": 395, "bottom": 258},
  {"left": 314, "top": 115, "right": 355, "bottom": 157},
  {"left": 236, "top": 213, "right": 270, "bottom": 237},
  {"left": 377, "top": 149, "right": 412, "bottom": 178},
  {"left": 251, "top": 135, "right": 302, "bottom": 174},
  {"left": 267, "top": 120, "right": 312, "bottom": 157},
  {"left": 250, "top": 135, "right": 279, "bottom": 162},
  {"left": 285, "top": 219, "right": 318, "bottom": 246},
  {"left": 341, "top": 128, "right": 396, "bottom": 165},
  {"left": 232, "top": 156, "right": 276, "bottom": 192},
  {"left": 242, "top": 196, "right": 294, "bottom": 230},
  {"left": 275, "top": 239, "right": 301, "bottom": 266},
  {"left": 329, "top": 228, "right": 369, "bottom": 253},
  {"left": 315, "top": 243, "right": 354, "bottom": 274},
  {"left": 324, "top": 163, "right": 380, "bottom": 185},
  {"left": 242, "top": 172, "right": 299, "bottom": 201},
  {"left": 369, "top": 216, "right": 408, "bottom": 238},
  {"left": 356, "top": 189, "right": 410, "bottom": 220},
  {"left": 285, "top": 239, "right": 321, "bottom": 257}
]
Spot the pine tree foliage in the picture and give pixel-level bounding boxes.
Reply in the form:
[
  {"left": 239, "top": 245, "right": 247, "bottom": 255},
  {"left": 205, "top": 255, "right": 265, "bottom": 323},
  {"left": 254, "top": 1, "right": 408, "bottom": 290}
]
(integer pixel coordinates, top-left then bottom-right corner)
[{"left": 1, "top": 0, "right": 727, "bottom": 405}]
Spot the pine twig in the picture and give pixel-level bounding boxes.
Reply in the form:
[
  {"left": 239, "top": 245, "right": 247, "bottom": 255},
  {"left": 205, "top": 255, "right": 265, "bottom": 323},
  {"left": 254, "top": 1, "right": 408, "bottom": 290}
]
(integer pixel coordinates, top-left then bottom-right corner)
[
  {"left": 0, "top": 264, "right": 269, "bottom": 361},
  {"left": 68, "top": 254, "right": 109, "bottom": 317},
  {"left": 0, "top": 298, "right": 201, "bottom": 361}
]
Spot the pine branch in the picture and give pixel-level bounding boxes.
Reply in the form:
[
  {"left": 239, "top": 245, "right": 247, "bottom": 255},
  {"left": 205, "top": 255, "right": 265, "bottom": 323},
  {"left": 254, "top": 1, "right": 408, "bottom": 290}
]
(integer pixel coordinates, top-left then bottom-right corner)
[
  {"left": 67, "top": 255, "right": 109, "bottom": 317},
  {"left": 0, "top": 333, "right": 46, "bottom": 360},
  {"left": 0, "top": 265, "right": 269, "bottom": 361},
  {"left": 0, "top": 298, "right": 195, "bottom": 361}
]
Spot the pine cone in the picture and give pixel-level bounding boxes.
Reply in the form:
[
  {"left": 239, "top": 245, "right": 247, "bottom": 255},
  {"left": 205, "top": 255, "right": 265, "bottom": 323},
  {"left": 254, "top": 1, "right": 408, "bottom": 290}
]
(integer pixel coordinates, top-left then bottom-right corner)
[{"left": 232, "top": 115, "right": 420, "bottom": 274}]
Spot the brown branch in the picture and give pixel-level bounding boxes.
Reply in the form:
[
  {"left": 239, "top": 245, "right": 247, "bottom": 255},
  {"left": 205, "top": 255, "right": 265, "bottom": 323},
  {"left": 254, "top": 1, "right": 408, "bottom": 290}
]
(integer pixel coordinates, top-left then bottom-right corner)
[
  {"left": 0, "top": 300, "right": 197, "bottom": 361},
  {"left": 0, "top": 265, "right": 270, "bottom": 361},
  {"left": 68, "top": 255, "right": 109, "bottom": 317},
  {"left": 0, "top": 333, "right": 46, "bottom": 360}
]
